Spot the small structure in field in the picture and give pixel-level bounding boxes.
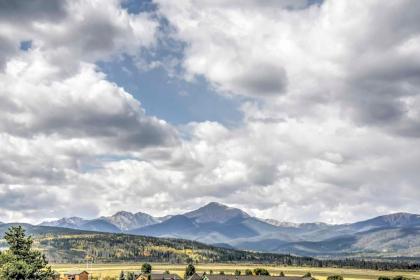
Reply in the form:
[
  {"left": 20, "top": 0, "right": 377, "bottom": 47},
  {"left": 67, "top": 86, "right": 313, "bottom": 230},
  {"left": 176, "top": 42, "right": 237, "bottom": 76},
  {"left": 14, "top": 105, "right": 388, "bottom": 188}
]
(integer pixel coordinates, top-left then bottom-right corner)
[
  {"left": 62, "top": 270, "right": 89, "bottom": 280},
  {"left": 188, "top": 273, "right": 204, "bottom": 280},
  {"left": 136, "top": 273, "right": 182, "bottom": 280},
  {"left": 51, "top": 272, "right": 60, "bottom": 280}
]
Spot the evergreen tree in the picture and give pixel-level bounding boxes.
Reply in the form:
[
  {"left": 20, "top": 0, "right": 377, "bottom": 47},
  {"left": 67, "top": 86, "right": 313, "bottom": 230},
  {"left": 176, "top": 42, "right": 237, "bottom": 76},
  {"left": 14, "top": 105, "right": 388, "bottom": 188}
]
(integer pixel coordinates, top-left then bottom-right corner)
[
  {"left": 185, "top": 264, "right": 196, "bottom": 279},
  {"left": 141, "top": 263, "right": 152, "bottom": 274},
  {"left": 119, "top": 271, "right": 125, "bottom": 280},
  {"left": 0, "top": 226, "right": 56, "bottom": 280},
  {"left": 235, "top": 270, "right": 241, "bottom": 276},
  {"left": 279, "top": 272, "right": 285, "bottom": 277},
  {"left": 245, "top": 269, "right": 253, "bottom": 275}
]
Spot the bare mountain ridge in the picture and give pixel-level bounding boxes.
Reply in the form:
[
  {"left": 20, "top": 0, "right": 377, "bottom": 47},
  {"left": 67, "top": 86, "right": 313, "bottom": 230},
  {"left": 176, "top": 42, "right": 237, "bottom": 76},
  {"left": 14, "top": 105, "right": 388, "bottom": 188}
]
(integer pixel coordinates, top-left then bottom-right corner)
[
  {"left": 40, "top": 211, "right": 159, "bottom": 232},
  {"left": 100, "top": 211, "right": 159, "bottom": 231},
  {"left": 184, "top": 202, "right": 250, "bottom": 223}
]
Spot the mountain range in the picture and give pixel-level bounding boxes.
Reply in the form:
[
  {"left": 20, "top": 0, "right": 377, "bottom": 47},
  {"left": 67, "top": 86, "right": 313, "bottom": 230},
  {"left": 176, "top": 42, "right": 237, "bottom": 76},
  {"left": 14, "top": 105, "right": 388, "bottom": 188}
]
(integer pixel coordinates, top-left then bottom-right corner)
[{"left": 37, "top": 202, "right": 420, "bottom": 259}]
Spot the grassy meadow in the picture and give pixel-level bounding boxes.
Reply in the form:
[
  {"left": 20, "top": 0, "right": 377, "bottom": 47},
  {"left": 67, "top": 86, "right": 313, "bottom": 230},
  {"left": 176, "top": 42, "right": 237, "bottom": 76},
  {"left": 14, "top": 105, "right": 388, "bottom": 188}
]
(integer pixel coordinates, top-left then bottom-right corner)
[{"left": 52, "top": 263, "right": 420, "bottom": 280}]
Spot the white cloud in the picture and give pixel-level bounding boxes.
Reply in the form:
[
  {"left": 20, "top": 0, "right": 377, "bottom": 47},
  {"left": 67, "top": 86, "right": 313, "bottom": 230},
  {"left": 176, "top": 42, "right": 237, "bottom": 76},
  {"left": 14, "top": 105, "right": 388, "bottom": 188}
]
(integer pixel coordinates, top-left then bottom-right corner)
[
  {"left": 158, "top": 0, "right": 420, "bottom": 132},
  {"left": 0, "top": 0, "right": 157, "bottom": 71},
  {"left": 0, "top": 0, "right": 420, "bottom": 224},
  {"left": 65, "top": 114, "right": 419, "bottom": 223},
  {"left": 0, "top": 52, "right": 178, "bottom": 149},
  {"left": 149, "top": 0, "right": 420, "bottom": 222},
  {"left": 0, "top": 0, "right": 180, "bottom": 222}
]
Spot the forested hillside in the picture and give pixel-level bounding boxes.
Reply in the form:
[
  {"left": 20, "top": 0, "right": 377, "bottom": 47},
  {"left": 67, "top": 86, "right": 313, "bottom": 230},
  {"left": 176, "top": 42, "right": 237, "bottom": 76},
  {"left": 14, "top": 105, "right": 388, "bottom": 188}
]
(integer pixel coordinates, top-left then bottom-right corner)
[{"left": 34, "top": 230, "right": 313, "bottom": 264}]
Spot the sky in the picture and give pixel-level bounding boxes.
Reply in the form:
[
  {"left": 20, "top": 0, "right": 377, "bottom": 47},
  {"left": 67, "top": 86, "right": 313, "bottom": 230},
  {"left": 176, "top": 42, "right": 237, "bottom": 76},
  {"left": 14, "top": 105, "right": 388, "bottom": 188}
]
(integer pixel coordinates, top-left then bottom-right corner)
[{"left": 0, "top": 0, "right": 420, "bottom": 224}]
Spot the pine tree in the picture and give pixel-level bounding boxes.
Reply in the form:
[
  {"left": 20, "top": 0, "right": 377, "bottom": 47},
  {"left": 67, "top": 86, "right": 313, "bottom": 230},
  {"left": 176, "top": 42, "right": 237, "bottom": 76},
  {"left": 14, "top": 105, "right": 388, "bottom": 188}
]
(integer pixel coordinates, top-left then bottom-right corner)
[
  {"left": 0, "top": 226, "right": 56, "bottom": 280},
  {"left": 141, "top": 263, "right": 152, "bottom": 274},
  {"left": 184, "top": 264, "right": 196, "bottom": 279}
]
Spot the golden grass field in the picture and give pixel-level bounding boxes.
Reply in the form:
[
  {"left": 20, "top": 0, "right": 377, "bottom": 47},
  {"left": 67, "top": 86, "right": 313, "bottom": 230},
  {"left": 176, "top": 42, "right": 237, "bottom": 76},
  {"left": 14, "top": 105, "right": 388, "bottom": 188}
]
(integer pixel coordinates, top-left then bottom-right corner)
[{"left": 52, "top": 263, "right": 420, "bottom": 280}]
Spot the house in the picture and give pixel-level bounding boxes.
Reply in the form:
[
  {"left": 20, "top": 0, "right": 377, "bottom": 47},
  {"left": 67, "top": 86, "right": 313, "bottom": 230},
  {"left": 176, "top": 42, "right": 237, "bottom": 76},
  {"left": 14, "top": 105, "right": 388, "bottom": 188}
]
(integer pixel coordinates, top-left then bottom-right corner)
[
  {"left": 51, "top": 272, "right": 60, "bottom": 280},
  {"left": 62, "top": 270, "right": 89, "bottom": 280},
  {"left": 187, "top": 273, "right": 204, "bottom": 280},
  {"left": 136, "top": 273, "right": 182, "bottom": 280},
  {"left": 202, "top": 275, "right": 313, "bottom": 280}
]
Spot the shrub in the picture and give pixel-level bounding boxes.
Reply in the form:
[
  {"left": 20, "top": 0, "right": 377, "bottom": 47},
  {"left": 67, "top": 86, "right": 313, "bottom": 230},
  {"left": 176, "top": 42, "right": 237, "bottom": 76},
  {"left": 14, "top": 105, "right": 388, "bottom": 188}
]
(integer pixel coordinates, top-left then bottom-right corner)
[
  {"left": 327, "top": 275, "right": 343, "bottom": 280},
  {"left": 245, "top": 269, "right": 253, "bottom": 275},
  {"left": 392, "top": 277, "right": 409, "bottom": 280},
  {"left": 253, "top": 268, "right": 270, "bottom": 276}
]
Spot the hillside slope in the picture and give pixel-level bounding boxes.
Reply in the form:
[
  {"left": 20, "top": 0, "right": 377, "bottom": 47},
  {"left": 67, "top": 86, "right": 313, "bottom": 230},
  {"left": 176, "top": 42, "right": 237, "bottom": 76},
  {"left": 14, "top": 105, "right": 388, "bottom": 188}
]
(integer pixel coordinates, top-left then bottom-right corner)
[
  {"left": 0, "top": 223, "right": 313, "bottom": 265},
  {"left": 243, "top": 227, "right": 420, "bottom": 259}
]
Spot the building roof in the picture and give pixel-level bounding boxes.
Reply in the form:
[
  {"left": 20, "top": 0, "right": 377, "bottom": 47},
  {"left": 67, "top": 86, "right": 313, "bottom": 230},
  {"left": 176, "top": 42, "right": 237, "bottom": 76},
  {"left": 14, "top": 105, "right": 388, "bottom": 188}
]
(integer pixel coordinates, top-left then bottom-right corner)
[
  {"left": 137, "top": 273, "right": 182, "bottom": 280},
  {"left": 187, "top": 273, "right": 203, "bottom": 280},
  {"left": 63, "top": 270, "right": 89, "bottom": 275},
  {"left": 203, "top": 275, "right": 312, "bottom": 280}
]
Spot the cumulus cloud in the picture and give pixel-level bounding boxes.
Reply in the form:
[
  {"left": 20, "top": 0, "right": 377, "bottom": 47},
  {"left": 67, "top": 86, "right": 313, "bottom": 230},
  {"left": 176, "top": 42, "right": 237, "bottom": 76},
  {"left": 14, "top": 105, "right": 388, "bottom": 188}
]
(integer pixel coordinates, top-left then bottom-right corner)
[
  {"left": 157, "top": 0, "right": 420, "bottom": 133},
  {"left": 0, "top": 0, "right": 66, "bottom": 21},
  {"left": 61, "top": 114, "right": 420, "bottom": 223},
  {"left": 0, "top": 0, "right": 156, "bottom": 71},
  {"left": 1, "top": 55, "right": 177, "bottom": 149},
  {"left": 0, "top": 53, "right": 179, "bottom": 188},
  {"left": 1, "top": 0, "right": 420, "bottom": 224},
  {"left": 0, "top": 0, "right": 179, "bottom": 222},
  {"left": 148, "top": 0, "right": 420, "bottom": 221}
]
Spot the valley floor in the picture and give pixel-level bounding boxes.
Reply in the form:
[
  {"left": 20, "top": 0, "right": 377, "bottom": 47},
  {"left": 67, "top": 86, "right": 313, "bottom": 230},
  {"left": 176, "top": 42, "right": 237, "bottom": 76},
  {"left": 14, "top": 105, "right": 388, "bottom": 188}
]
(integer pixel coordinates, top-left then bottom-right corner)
[{"left": 52, "top": 263, "right": 420, "bottom": 280}]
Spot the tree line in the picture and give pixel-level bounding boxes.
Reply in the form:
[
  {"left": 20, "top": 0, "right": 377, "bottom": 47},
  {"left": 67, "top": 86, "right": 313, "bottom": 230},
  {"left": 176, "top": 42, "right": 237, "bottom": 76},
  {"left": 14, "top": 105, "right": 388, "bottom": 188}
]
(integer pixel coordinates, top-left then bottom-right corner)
[{"left": 114, "top": 263, "right": 415, "bottom": 280}]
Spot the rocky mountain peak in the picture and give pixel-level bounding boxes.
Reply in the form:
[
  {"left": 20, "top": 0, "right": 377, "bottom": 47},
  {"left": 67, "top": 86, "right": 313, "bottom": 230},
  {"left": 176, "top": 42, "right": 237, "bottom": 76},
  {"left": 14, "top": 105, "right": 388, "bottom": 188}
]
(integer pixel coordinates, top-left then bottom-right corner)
[{"left": 184, "top": 202, "right": 250, "bottom": 223}]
